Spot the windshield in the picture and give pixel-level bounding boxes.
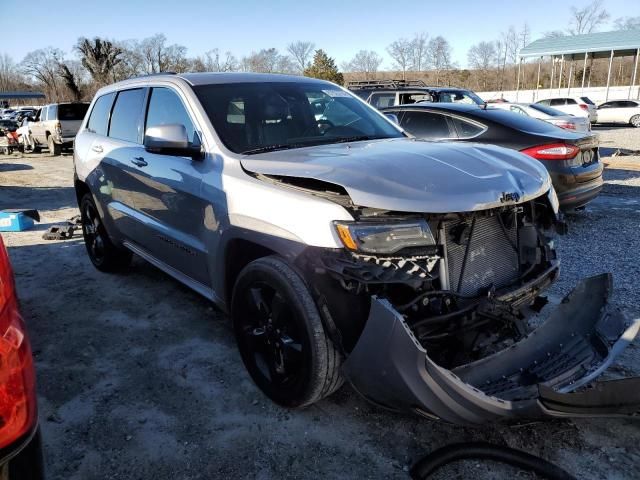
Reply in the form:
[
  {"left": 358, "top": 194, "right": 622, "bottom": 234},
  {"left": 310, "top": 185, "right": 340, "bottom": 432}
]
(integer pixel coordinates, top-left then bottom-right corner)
[
  {"left": 193, "top": 82, "right": 403, "bottom": 154},
  {"left": 58, "top": 103, "right": 89, "bottom": 121},
  {"left": 529, "top": 103, "right": 566, "bottom": 117},
  {"left": 436, "top": 90, "right": 485, "bottom": 106}
]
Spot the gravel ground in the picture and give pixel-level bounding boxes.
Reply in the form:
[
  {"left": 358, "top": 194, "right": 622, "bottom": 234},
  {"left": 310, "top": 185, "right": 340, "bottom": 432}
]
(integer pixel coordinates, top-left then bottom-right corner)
[{"left": 1, "top": 127, "right": 640, "bottom": 480}]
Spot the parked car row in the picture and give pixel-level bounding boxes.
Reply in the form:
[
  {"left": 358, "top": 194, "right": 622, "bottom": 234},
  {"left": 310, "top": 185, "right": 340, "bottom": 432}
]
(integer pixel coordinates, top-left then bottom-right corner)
[
  {"left": 1, "top": 107, "right": 38, "bottom": 123},
  {"left": 496, "top": 96, "right": 639, "bottom": 128},
  {"left": 5, "top": 102, "right": 90, "bottom": 155},
  {"left": 70, "top": 72, "right": 639, "bottom": 426}
]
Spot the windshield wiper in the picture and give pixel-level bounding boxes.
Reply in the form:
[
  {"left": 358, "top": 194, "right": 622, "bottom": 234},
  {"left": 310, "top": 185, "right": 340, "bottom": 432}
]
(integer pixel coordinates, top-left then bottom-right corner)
[
  {"left": 241, "top": 136, "right": 388, "bottom": 155},
  {"left": 329, "top": 135, "right": 383, "bottom": 144},
  {"left": 241, "top": 144, "right": 302, "bottom": 155}
]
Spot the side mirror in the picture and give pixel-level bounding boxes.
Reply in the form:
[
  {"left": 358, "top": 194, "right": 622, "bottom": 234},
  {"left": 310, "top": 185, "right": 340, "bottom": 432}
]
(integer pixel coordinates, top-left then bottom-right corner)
[
  {"left": 385, "top": 113, "right": 400, "bottom": 125},
  {"left": 144, "top": 124, "right": 203, "bottom": 159}
]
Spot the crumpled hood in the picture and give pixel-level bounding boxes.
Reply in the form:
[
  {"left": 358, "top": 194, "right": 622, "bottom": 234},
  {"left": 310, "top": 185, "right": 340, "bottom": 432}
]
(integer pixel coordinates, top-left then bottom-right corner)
[{"left": 241, "top": 138, "right": 551, "bottom": 213}]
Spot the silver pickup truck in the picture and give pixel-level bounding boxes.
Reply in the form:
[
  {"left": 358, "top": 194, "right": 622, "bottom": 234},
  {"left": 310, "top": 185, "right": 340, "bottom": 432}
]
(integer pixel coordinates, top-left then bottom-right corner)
[{"left": 30, "top": 102, "right": 89, "bottom": 155}]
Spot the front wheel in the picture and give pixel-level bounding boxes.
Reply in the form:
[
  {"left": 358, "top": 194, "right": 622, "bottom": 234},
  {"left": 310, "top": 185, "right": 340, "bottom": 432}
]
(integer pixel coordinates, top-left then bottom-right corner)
[
  {"left": 231, "top": 256, "right": 343, "bottom": 408},
  {"left": 80, "top": 194, "right": 132, "bottom": 272},
  {"left": 630, "top": 115, "right": 640, "bottom": 128}
]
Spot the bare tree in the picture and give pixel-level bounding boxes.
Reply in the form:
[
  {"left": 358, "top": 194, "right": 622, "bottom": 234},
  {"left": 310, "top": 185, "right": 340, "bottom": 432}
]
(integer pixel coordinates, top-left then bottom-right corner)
[
  {"left": 569, "top": 0, "right": 610, "bottom": 35},
  {"left": 614, "top": 16, "right": 640, "bottom": 30},
  {"left": 468, "top": 41, "right": 497, "bottom": 90},
  {"left": 241, "top": 48, "right": 295, "bottom": 73},
  {"left": 197, "top": 49, "right": 238, "bottom": 72},
  {"left": 287, "top": 41, "right": 315, "bottom": 73},
  {"left": 427, "top": 36, "right": 454, "bottom": 85},
  {"left": 410, "top": 33, "right": 429, "bottom": 71},
  {"left": 21, "top": 47, "right": 64, "bottom": 99},
  {"left": 76, "top": 37, "right": 123, "bottom": 85},
  {"left": 136, "top": 34, "right": 188, "bottom": 73},
  {"left": 543, "top": 30, "right": 566, "bottom": 38},
  {"left": 387, "top": 38, "right": 413, "bottom": 79},
  {"left": 115, "top": 40, "right": 146, "bottom": 80},
  {"left": 0, "top": 54, "right": 25, "bottom": 91},
  {"left": 343, "top": 50, "right": 383, "bottom": 79}
]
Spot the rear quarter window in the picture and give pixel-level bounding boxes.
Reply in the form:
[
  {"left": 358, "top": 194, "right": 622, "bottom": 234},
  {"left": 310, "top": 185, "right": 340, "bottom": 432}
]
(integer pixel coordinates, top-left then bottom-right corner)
[{"left": 86, "top": 93, "right": 115, "bottom": 136}]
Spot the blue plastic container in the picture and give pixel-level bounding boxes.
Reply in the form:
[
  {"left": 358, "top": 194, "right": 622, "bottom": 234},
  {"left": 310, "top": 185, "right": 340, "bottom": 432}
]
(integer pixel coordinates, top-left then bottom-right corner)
[{"left": 0, "top": 211, "right": 35, "bottom": 231}]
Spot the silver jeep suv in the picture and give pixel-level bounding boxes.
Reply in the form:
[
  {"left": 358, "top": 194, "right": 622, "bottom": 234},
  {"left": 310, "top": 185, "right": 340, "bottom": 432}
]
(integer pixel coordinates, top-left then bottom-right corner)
[{"left": 74, "top": 73, "right": 640, "bottom": 424}]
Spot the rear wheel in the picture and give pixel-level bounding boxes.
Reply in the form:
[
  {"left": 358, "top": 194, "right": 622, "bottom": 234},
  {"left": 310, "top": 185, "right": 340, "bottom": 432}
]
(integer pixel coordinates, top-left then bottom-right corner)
[
  {"left": 231, "top": 256, "right": 343, "bottom": 408},
  {"left": 630, "top": 115, "right": 640, "bottom": 128},
  {"left": 47, "top": 135, "right": 61, "bottom": 156},
  {"left": 80, "top": 194, "right": 132, "bottom": 272}
]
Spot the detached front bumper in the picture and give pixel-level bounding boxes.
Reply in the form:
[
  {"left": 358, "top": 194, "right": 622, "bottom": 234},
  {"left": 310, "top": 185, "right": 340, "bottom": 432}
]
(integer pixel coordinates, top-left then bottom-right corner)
[{"left": 343, "top": 274, "right": 640, "bottom": 424}]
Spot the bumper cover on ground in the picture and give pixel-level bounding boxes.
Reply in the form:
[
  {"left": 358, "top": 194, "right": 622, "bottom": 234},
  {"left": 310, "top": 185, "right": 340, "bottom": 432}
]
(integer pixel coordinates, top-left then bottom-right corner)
[{"left": 343, "top": 274, "right": 640, "bottom": 424}]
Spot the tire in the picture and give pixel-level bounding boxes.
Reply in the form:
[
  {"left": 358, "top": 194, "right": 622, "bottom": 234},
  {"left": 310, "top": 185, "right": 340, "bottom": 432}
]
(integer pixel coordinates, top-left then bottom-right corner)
[
  {"left": 47, "top": 135, "right": 62, "bottom": 156},
  {"left": 231, "top": 256, "right": 343, "bottom": 408},
  {"left": 630, "top": 115, "right": 640, "bottom": 128},
  {"left": 80, "top": 194, "right": 132, "bottom": 272}
]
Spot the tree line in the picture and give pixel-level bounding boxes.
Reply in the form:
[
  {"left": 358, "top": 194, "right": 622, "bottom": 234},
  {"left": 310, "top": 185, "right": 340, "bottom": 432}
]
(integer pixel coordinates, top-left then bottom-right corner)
[{"left": 1, "top": 0, "right": 638, "bottom": 103}]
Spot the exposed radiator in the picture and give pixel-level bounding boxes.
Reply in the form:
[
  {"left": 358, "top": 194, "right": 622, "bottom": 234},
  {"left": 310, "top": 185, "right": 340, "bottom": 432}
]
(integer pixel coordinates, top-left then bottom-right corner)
[{"left": 445, "top": 214, "right": 520, "bottom": 296}]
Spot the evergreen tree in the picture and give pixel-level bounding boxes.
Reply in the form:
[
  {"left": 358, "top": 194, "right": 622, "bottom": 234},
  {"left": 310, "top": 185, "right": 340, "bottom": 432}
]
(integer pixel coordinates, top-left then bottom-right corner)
[{"left": 303, "top": 50, "right": 344, "bottom": 85}]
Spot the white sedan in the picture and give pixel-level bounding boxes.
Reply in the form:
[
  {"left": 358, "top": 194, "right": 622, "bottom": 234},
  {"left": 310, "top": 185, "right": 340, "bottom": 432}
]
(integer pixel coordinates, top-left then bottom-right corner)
[
  {"left": 596, "top": 100, "right": 640, "bottom": 127},
  {"left": 489, "top": 102, "right": 591, "bottom": 132}
]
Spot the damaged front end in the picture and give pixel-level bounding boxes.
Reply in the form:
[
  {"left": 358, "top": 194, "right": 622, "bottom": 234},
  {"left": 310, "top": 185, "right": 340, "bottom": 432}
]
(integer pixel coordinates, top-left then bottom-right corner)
[{"left": 298, "top": 193, "right": 640, "bottom": 424}]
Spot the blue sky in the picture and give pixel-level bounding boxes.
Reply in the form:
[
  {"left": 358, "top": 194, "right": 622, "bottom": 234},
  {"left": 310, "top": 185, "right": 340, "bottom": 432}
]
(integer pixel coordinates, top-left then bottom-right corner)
[{"left": 3, "top": 0, "right": 636, "bottom": 68}]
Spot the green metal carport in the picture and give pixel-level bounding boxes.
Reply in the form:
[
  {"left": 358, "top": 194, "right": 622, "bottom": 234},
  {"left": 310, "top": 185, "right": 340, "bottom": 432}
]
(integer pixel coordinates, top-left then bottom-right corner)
[{"left": 516, "top": 30, "right": 640, "bottom": 101}]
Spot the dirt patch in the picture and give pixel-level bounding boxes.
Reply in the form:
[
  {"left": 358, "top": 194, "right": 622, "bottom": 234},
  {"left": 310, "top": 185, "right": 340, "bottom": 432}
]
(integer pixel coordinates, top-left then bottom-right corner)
[{"left": 1, "top": 143, "right": 639, "bottom": 479}]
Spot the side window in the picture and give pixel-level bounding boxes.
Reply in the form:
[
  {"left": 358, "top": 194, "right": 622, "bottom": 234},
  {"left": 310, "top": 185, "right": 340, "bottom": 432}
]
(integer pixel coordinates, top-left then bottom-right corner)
[
  {"left": 450, "top": 117, "right": 486, "bottom": 138},
  {"left": 549, "top": 99, "right": 565, "bottom": 106},
  {"left": 566, "top": 98, "right": 577, "bottom": 105},
  {"left": 48, "top": 104, "right": 58, "bottom": 120},
  {"left": 86, "top": 93, "right": 115, "bottom": 136},
  {"left": 109, "top": 88, "right": 146, "bottom": 143},
  {"left": 618, "top": 101, "right": 636, "bottom": 108},
  {"left": 599, "top": 102, "right": 614, "bottom": 109},
  {"left": 369, "top": 93, "right": 396, "bottom": 109},
  {"left": 145, "top": 87, "right": 196, "bottom": 142},
  {"left": 538, "top": 100, "right": 550, "bottom": 106},
  {"left": 399, "top": 93, "right": 432, "bottom": 104},
  {"left": 40, "top": 107, "right": 48, "bottom": 121},
  {"left": 400, "top": 111, "right": 453, "bottom": 139},
  {"left": 510, "top": 106, "right": 528, "bottom": 115}
]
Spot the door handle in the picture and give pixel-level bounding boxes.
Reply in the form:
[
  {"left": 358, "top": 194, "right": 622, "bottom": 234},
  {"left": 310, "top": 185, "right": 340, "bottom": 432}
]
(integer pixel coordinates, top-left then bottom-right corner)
[
  {"left": 91, "top": 145, "right": 103, "bottom": 153},
  {"left": 131, "top": 157, "right": 148, "bottom": 167}
]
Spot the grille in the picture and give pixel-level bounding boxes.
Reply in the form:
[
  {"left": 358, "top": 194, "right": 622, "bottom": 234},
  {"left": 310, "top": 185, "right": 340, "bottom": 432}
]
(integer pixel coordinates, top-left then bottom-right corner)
[{"left": 445, "top": 214, "right": 520, "bottom": 296}]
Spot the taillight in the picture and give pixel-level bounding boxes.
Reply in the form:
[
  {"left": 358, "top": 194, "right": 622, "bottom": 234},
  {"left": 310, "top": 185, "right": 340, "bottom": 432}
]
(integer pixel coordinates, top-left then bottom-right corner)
[
  {"left": 579, "top": 104, "right": 589, "bottom": 111},
  {"left": 555, "top": 121, "right": 576, "bottom": 130},
  {"left": 0, "top": 235, "right": 37, "bottom": 449},
  {"left": 520, "top": 143, "right": 581, "bottom": 160}
]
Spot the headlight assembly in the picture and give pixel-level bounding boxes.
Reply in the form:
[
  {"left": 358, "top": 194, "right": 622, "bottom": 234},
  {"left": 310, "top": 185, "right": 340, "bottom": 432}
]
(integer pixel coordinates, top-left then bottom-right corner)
[{"left": 333, "top": 220, "right": 436, "bottom": 254}]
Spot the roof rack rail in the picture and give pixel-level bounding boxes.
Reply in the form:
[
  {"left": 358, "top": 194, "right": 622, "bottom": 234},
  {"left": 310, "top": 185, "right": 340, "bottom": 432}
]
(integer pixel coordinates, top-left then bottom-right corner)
[
  {"left": 346, "top": 79, "right": 428, "bottom": 89},
  {"left": 128, "top": 71, "right": 178, "bottom": 80}
]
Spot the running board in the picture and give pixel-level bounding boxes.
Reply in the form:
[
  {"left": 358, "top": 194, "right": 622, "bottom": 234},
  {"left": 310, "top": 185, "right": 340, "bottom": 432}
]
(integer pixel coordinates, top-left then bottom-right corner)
[{"left": 122, "top": 240, "right": 221, "bottom": 304}]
